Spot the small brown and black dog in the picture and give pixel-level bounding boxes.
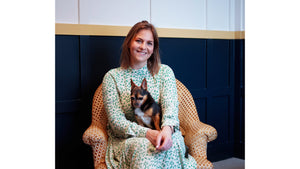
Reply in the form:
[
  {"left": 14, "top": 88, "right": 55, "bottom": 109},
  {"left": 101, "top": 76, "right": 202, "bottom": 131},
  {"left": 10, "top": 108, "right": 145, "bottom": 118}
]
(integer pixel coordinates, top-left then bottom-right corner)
[{"left": 130, "top": 78, "right": 162, "bottom": 130}]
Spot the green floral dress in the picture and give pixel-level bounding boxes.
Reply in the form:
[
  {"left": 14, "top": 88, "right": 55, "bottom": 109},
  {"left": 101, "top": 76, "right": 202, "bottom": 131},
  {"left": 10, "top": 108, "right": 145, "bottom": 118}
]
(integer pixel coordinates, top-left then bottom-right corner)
[{"left": 102, "top": 64, "right": 197, "bottom": 169}]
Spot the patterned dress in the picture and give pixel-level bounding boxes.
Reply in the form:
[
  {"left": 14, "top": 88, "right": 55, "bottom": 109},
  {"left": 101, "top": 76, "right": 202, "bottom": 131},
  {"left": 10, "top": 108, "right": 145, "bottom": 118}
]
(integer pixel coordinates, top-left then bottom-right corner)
[{"left": 102, "top": 64, "right": 197, "bottom": 169}]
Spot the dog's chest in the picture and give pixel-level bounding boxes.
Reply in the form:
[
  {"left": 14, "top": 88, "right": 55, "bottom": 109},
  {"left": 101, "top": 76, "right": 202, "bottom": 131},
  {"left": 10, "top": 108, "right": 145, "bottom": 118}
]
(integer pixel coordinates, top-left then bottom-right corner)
[{"left": 134, "top": 108, "right": 152, "bottom": 128}]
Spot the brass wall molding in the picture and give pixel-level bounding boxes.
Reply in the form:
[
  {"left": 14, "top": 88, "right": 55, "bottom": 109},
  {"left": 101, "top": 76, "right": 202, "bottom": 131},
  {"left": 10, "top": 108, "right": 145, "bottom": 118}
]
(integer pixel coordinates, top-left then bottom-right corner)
[{"left": 56, "top": 23, "right": 245, "bottom": 39}]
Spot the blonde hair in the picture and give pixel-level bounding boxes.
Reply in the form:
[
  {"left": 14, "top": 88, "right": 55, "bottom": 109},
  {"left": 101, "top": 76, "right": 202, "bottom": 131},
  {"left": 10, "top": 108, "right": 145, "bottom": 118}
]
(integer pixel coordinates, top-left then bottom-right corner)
[{"left": 120, "top": 20, "right": 161, "bottom": 76}]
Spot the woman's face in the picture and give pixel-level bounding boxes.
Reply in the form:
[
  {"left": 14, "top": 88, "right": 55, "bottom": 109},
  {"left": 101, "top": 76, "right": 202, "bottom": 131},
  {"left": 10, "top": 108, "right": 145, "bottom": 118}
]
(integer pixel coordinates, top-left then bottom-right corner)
[{"left": 130, "top": 29, "right": 154, "bottom": 68}]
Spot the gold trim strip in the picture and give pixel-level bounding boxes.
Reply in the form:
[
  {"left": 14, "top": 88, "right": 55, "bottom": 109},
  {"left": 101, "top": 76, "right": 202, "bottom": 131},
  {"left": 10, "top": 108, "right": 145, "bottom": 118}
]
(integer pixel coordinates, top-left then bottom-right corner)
[{"left": 55, "top": 23, "right": 245, "bottom": 39}]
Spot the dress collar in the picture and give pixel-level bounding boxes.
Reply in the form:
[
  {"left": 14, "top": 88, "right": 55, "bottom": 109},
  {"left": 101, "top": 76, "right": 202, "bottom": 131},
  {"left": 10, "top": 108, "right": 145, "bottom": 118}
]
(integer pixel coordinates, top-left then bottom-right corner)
[{"left": 128, "top": 64, "right": 149, "bottom": 75}]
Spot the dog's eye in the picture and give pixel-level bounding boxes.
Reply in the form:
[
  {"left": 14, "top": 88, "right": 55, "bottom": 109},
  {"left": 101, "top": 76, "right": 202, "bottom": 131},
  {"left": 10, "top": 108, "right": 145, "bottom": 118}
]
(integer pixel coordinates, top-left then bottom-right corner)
[
  {"left": 138, "top": 97, "right": 143, "bottom": 100},
  {"left": 131, "top": 97, "right": 135, "bottom": 100}
]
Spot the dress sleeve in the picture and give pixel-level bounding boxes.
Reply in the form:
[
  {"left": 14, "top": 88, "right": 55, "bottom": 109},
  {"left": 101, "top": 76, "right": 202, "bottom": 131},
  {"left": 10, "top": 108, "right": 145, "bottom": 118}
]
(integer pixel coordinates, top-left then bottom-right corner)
[
  {"left": 102, "top": 71, "right": 148, "bottom": 138},
  {"left": 160, "top": 65, "right": 180, "bottom": 129}
]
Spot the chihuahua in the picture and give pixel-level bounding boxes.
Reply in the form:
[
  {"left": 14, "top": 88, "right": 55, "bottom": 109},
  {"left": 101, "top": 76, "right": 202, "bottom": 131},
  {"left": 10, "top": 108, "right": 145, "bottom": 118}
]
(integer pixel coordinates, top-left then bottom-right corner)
[{"left": 130, "top": 78, "right": 162, "bottom": 131}]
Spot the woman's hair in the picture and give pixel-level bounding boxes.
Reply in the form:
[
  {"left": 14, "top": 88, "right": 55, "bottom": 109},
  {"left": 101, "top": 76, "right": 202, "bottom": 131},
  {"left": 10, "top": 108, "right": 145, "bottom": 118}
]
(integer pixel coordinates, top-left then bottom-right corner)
[{"left": 120, "top": 20, "right": 161, "bottom": 76}]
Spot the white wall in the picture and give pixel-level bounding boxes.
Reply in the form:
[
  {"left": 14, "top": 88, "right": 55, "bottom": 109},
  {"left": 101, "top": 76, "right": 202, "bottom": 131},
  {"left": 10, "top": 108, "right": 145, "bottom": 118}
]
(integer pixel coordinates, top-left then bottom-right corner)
[
  {"left": 56, "top": 0, "right": 244, "bottom": 31},
  {"left": 55, "top": 0, "right": 78, "bottom": 24},
  {"left": 80, "top": 0, "right": 150, "bottom": 26}
]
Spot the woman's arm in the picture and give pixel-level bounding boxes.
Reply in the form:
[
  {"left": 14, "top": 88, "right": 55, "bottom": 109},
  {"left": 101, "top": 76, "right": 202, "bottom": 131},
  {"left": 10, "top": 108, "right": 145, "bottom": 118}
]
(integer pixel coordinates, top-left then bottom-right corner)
[
  {"left": 102, "top": 71, "right": 148, "bottom": 138},
  {"left": 160, "top": 65, "right": 180, "bottom": 129}
]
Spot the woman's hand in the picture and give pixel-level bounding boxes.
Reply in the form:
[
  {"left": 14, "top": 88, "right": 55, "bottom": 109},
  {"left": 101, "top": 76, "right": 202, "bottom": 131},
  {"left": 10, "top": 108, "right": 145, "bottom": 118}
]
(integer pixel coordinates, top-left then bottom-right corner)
[
  {"left": 146, "top": 126, "right": 173, "bottom": 151},
  {"left": 146, "top": 129, "right": 160, "bottom": 147},
  {"left": 155, "top": 126, "right": 173, "bottom": 151}
]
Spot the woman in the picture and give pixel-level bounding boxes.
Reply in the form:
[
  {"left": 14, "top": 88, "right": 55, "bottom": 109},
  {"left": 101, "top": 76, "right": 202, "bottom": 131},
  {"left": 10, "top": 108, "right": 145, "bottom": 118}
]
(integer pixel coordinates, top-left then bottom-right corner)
[{"left": 102, "top": 20, "right": 197, "bottom": 168}]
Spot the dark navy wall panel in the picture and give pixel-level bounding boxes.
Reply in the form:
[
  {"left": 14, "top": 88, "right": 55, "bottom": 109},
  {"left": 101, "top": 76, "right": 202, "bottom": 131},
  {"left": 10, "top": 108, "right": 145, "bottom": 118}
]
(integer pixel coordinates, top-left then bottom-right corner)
[
  {"left": 55, "top": 35, "right": 245, "bottom": 168},
  {"left": 55, "top": 35, "right": 81, "bottom": 113},
  {"left": 207, "top": 40, "right": 230, "bottom": 88},
  {"left": 55, "top": 35, "right": 94, "bottom": 169},
  {"left": 160, "top": 38, "right": 207, "bottom": 91},
  {"left": 233, "top": 40, "right": 245, "bottom": 158},
  {"left": 80, "top": 36, "right": 124, "bottom": 101},
  {"left": 194, "top": 98, "right": 207, "bottom": 122},
  {"left": 209, "top": 96, "right": 230, "bottom": 143}
]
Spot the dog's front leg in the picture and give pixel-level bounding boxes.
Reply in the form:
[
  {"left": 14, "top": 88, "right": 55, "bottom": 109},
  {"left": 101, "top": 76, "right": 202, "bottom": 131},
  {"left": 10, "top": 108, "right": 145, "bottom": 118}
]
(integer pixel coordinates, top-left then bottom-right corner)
[
  {"left": 135, "top": 115, "right": 145, "bottom": 127},
  {"left": 153, "top": 113, "right": 161, "bottom": 131}
]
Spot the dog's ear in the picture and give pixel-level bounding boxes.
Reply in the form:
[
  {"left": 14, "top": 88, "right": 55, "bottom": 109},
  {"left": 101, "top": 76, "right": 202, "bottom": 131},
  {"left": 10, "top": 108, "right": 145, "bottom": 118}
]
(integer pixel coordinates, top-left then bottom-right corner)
[
  {"left": 131, "top": 79, "right": 136, "bottom": 91},
  {"left": 141, "top": 78, "right": 147, "bottom": 90}
]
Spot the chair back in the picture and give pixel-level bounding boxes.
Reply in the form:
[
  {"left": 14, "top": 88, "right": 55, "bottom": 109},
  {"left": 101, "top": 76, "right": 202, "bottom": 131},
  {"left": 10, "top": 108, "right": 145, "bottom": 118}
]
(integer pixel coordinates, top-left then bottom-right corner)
[
  {"left": 91, "top": 84, "right": 108, "bottom": 131},
  {"left": 176, "top": 79, "right": 201, "bottom": 136}
]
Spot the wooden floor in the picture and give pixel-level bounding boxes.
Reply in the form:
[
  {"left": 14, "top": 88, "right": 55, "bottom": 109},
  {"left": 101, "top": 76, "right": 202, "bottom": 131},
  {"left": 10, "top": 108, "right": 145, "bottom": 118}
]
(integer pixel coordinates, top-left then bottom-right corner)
[{"left": 213, "top": 158, "right": 245, "bottom": 169}]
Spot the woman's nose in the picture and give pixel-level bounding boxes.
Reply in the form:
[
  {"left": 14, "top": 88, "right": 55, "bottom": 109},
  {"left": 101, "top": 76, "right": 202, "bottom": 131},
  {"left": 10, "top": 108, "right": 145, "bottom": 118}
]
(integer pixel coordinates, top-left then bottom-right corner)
[{"left": 139, "top": 42, "right": 146, "bottom": 49}]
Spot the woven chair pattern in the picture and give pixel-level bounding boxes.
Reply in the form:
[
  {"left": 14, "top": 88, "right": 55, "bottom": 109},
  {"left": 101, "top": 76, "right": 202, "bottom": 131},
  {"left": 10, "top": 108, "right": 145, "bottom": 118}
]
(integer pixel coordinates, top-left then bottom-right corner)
[{"left": 82, "top": 79, "right": 217, "bottom": 169}]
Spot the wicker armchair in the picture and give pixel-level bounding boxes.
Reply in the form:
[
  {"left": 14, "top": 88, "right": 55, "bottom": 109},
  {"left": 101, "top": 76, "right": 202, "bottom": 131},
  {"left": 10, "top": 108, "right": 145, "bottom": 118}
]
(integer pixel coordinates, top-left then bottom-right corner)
[{"left": 82, "top": 79, "right": 217, "bottom": 169}]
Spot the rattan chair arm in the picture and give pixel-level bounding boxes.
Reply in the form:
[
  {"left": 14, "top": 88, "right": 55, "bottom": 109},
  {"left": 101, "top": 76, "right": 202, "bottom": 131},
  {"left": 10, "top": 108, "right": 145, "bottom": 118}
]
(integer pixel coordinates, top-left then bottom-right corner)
[
  {"left": 185, "top": 121, "right": 217, "bottom": 143},
  {"left": 199, "top": 122, "right": 217, "bottom": 142},
  {"left": 82, "top": 125, "right": 108, "bottom": 146}
]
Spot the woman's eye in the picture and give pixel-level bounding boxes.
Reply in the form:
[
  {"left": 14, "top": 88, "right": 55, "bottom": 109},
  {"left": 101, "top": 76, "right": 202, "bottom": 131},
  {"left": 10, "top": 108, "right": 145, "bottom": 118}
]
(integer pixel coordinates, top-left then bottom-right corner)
[
  {"left": 147, "top": 42, "right": 153, "bottom": 46},
  {"left": 136, "top": 39, "right": 142, "bottom": 43}
]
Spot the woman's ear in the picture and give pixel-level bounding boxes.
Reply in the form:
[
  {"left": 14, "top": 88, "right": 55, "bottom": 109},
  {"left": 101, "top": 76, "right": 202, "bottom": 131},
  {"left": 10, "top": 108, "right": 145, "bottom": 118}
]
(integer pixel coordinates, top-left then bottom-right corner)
[{"left": 141, "top": 78, "right": 147, "bottom": 90}]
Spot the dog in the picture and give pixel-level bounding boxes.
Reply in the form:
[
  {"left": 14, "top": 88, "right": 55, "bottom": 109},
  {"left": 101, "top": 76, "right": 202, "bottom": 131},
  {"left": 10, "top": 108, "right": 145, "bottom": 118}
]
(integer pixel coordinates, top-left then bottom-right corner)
[{"left": 130, "top": 78, "right": 162, "bottom": 131}]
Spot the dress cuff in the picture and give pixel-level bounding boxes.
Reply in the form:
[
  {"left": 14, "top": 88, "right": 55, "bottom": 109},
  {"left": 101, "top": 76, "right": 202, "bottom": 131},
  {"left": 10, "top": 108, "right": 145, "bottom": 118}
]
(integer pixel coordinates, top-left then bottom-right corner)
[{"left": 138, "top": 127, "right": 148, "bottom": 137}]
